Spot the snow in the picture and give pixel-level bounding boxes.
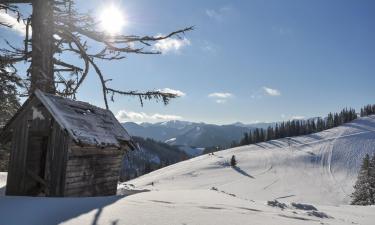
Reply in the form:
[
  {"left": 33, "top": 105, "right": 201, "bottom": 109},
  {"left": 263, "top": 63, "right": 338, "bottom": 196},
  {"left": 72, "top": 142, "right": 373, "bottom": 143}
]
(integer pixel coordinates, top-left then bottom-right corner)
[
  {"left": 31, "top": 106, "right": 45, "bottom": 120},
  {"left": 164, "top": 137, "right": 176, "bottom": 144},
  {"left": 129, "top": 115, "right": 375, "bottom": 205},
  {"left": 1, "top": 116, "right": 375, "bottom": 224}
]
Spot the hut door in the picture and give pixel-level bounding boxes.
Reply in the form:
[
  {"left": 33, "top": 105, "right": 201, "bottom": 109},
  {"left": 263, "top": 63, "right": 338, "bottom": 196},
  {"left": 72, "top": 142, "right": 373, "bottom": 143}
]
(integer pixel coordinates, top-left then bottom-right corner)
[
  {"left": 23, "top": 104, "right": 51, "bottom": 196},
  {"left": 24, "top": 135, "right": 49, "bottom": 195}
]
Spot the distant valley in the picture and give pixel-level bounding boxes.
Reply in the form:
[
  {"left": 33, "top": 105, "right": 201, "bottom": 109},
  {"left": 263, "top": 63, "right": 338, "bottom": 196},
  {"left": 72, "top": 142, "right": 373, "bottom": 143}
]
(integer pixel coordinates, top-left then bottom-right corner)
[{"left": 123, "top": 120, "right": 275, "bottom": 156}]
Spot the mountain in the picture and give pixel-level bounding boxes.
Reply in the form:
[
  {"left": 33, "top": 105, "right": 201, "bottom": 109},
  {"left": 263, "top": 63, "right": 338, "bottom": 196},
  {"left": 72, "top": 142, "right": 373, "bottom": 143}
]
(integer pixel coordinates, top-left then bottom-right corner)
[
  {"left": 122, "top": 120, "right": 273, "bottom": 155},
  {"left": 2, "top": 116, "right": 374, "bottom": 225}
]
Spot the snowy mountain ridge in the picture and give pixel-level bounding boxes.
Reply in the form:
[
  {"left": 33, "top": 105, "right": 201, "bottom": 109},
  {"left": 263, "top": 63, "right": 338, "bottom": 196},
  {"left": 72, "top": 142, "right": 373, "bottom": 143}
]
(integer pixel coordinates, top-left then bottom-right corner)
[{"left": 122, "top": 120, "right": 272, "bottom": 155}]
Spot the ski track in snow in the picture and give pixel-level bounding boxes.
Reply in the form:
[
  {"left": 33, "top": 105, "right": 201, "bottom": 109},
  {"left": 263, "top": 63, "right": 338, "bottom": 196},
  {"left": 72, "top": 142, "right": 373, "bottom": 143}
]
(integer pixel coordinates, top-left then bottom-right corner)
[
  {"left": 128, "top": 116, "right": 375, "bottom": 205},
  {"left": 1, "top": 116, "right": 375, "bottom": 225}
]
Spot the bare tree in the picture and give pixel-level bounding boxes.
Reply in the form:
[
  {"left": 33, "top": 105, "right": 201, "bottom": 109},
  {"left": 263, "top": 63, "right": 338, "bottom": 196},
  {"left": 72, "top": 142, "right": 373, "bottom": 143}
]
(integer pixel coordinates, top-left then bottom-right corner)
[{"left": 0, "top": 0, "right": 192, "bottom": 109}]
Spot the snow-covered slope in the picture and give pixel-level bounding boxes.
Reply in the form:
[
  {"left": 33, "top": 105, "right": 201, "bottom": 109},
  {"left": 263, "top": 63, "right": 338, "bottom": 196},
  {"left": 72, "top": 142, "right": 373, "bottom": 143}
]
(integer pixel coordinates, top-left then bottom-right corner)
[
  {"left": 1, "top": 116, "right": 375, "bottom": 225},
  {"left": 128, "top": 115, "right": 375, "bottom": 205}
]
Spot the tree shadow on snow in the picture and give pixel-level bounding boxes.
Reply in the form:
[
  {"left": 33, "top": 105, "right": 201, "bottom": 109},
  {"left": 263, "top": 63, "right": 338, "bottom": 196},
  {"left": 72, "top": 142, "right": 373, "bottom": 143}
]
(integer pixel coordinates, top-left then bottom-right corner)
[
  {"left": 232, "top": 166, "right": 255, "bottom": 179},
  {"left": 254, "top": 143, "right": 266, "bottom": 149},
  {"left": 0, "top": 195, "right": 126, "bottom": 225},
  {"left": 267, "top": 140, "right": 284, "bottom": 148}
]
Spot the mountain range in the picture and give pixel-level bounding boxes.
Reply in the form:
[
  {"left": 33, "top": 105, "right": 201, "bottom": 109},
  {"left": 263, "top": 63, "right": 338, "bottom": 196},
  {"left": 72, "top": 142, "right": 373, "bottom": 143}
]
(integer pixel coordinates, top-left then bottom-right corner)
[{"left": 122, "top": 120, "right": 275, "bottom": 156}]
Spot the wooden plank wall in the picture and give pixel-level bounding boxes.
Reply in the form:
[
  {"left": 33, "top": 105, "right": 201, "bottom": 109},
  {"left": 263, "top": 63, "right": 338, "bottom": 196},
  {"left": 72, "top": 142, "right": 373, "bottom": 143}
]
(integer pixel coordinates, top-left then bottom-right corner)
[
  {"left": 5, "top": 110, "right": 29, "bottom": 195},
  {"left": 45, "top": 121, "right": 69, "bottom": 196},
  {"left": 64, "top": 147, "right": 123, "bottom": 196}
]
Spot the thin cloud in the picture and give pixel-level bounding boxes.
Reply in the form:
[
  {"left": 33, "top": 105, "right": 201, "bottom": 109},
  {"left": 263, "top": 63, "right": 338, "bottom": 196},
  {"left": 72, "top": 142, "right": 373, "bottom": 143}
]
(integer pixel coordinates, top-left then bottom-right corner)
[
  {"left": 262, "top": 87, "right": 281, "bottom": 96},
  {"left": 0, "top": 11, "right": 27, "bottom": 36},
  {"left": 153, "top": 37, "right": 191, "bottom": 54},
  {"left": 116, "top": 110, "right": 182, "bottom": 123},
  {"left": 157, "top": 88, "right": 186, "bottom": 97},
  {"left": 206, "top": 6, "right": 232, "bottom": 21},
  {"left": 208, "top": 92, "right": 233, "bottom": 98},
  {"left": 201, "top": 40, "right": 218, "bottom": 54},
  {"left": 208, "top": 92, "right": 233, "bottom": 104}
]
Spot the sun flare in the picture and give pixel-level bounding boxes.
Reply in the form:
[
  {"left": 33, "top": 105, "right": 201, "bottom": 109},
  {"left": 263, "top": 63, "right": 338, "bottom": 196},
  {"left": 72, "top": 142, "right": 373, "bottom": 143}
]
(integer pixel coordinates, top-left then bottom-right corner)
[{"left": 99, "top": 5, "right": 127, "bottom": 35}]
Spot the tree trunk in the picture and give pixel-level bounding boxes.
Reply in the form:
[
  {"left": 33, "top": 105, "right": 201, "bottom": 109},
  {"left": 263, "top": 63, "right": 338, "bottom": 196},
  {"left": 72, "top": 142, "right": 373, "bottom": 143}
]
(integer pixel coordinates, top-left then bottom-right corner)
[{"left": 30, "top": 0, "right": 55, "bottom": 94}]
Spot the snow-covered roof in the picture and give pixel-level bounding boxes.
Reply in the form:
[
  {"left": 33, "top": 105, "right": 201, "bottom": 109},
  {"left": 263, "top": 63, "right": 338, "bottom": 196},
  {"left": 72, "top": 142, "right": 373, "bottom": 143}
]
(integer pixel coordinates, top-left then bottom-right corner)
[
  {"left": 1, "top": 90, "right": 134, "bottom": 149},
  {"left": 35, "top": 90, "right": 133, "bottom": 148}
]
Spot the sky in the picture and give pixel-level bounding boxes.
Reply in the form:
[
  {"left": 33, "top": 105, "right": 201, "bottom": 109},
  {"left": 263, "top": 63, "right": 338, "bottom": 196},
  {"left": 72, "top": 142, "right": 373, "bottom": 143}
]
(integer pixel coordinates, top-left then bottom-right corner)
[{"left": 0, "top": 0, "right": 375, "bottom": 125}]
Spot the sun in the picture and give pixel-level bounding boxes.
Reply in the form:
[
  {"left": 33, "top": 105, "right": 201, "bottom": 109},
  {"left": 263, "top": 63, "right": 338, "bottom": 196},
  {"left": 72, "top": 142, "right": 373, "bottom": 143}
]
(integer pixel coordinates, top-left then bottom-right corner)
[{"left": 99, "top": 5, "right": 127, "bottom": 35}]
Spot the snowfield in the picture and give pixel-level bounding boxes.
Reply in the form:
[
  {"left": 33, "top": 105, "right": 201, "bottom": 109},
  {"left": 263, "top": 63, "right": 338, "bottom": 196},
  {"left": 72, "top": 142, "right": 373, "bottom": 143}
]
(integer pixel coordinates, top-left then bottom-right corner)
[{"left": 1, "top": 116, "right": 375, "bottom": 224}]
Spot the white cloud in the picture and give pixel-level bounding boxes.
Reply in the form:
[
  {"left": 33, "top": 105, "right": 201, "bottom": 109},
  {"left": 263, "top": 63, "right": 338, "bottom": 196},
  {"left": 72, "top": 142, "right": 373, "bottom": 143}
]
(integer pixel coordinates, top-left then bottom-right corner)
[
  {"left": 0, "top": 11, "right": 27, "bottom": 36},
  {"left": 153, "top": 37, "right": 191, "bottom": 54},
  {"left": 157, "top": 88, "right": 186, "bottom": 97},
  {"left": 208, "top": 92, "right": 233, "bottom": 98},
  {"left": 116, "top": 110, "right": 182, "bottom": 123},
  {"left": 208, "top": 92, "right": 233, "bottom": 104},
  {"left": 262, "top": 87, "right": 281, "bottom": 96}
]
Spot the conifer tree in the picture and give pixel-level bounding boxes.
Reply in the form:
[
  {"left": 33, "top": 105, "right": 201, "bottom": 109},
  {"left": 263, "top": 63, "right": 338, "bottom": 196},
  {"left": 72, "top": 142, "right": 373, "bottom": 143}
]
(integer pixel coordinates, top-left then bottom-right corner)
[
  {"left": 351, "top": 154, "right": 375, "bottom": 205},
  {"left": 230, "top": 155, "right": 237, "bottom": 167},
  {"left": 240, "top": 132, "right": 250, "bottom": 145},
  {"left": 0, "top": 63, "right": 21, "bottom": 127}
]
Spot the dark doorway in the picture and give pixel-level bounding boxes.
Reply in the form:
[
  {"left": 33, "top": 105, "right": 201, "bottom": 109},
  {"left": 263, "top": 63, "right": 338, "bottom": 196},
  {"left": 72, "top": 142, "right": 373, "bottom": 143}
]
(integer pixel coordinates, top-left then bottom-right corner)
[{"left": 24, "top": 135, "right": 49, "bottom": 195}]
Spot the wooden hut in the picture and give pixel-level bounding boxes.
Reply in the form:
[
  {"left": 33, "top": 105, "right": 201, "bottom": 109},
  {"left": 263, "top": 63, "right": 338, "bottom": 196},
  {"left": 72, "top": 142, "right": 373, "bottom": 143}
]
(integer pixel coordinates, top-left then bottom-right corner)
[{"left": 0, "top": 90, "right": 135, "bottom": 197}]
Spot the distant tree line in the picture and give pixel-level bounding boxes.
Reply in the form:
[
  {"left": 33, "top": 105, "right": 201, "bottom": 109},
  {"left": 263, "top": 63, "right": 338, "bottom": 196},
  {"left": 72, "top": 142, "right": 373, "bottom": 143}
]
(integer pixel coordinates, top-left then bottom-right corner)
[
  {"left": 237, "top": 104, "right": 375, "bottom": 147},
  {"left": 361, "top": 104, "right": 375, "bottom": 117}
]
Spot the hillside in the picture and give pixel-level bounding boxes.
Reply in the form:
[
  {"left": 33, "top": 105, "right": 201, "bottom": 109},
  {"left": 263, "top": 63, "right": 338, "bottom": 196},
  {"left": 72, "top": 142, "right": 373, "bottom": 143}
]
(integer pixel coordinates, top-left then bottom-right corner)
[
  {"left": 120, "top": 136, "right": 188, "bottom": 181},
  {"left": 1, "top": 116, "right": 375, "bottom": 225},
  {"left": 126, "top": 115, "right": 375, "bottom": 205}
]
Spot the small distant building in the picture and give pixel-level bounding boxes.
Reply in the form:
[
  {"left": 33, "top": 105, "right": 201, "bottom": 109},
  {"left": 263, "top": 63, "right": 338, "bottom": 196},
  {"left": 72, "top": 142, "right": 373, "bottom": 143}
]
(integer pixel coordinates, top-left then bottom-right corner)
[{"left": 0, "top": 90, "right": 135, "bottom": 197}]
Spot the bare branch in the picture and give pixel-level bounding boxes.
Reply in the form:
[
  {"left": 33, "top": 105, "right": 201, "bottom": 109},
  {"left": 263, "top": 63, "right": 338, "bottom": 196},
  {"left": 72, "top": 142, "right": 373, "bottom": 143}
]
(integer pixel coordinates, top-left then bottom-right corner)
[
  {"left": 1, "top": 0, "right": 192, "bottom": 109},
  {"left": 106, "top": 88, "right": 178, "bottom": 107}
]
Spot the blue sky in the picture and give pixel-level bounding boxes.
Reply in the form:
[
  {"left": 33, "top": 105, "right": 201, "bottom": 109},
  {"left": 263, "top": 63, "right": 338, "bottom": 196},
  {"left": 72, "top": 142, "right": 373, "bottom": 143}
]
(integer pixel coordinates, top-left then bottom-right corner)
[{"left": 1, "top": 0, "right": 375, "bottom": 124}]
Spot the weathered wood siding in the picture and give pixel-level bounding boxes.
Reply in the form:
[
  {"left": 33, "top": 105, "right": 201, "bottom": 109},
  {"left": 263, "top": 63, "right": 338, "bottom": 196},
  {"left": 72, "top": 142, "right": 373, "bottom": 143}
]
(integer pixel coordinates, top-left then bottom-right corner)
[
  {"left": 44, "top": 121, "right": 70, "bottom": 196},
  {"left": 5, "top": 112, "right": 29, "bottom": 195},
  {"left": 64, "top": 146, "right": 123, "bottom": 196}
]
